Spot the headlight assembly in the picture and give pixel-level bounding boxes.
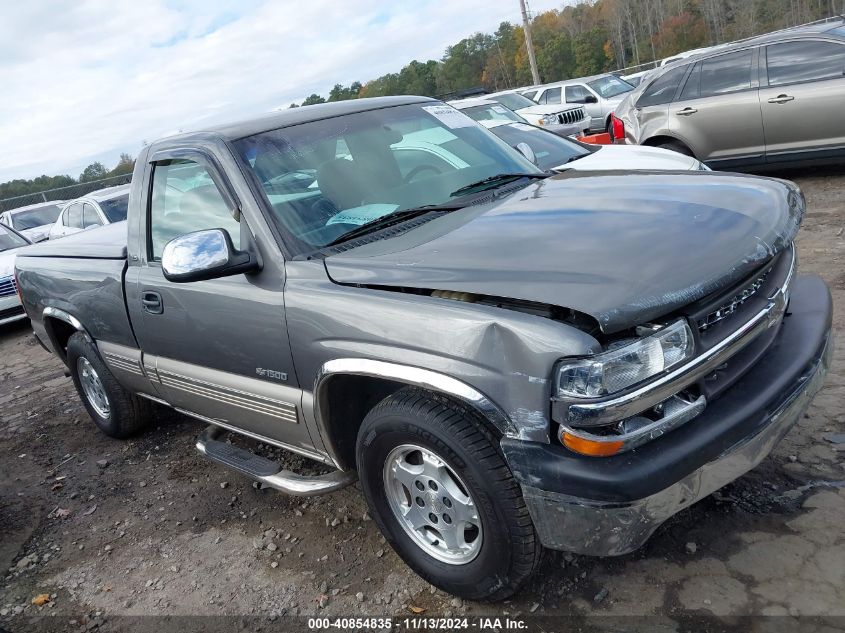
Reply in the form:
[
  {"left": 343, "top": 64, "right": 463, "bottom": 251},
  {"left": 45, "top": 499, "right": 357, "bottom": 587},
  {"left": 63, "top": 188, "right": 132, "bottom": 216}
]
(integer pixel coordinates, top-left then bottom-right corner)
[
  {"left": 538, "top": 114, "right": 557, "bottom": 126},
  {"left": 555, "top": 320, "right": 694, "bottom": 399}
]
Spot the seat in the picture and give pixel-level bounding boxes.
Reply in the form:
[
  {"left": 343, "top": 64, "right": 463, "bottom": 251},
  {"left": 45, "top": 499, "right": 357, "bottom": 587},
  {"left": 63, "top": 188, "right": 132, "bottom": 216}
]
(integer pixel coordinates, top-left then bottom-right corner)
[{"left": 316, "top": 159, "right": 377, "bottom": 211}]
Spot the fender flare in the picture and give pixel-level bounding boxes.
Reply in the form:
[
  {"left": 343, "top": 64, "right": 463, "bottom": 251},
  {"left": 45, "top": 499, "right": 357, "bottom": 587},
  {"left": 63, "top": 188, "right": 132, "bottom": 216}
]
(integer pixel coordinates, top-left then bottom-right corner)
[
  {"left": 42, "top": 307, "right": 93, "bottom": 361},
  {"left": 313, "top": 358, "right": 516, "bottom": 469}
]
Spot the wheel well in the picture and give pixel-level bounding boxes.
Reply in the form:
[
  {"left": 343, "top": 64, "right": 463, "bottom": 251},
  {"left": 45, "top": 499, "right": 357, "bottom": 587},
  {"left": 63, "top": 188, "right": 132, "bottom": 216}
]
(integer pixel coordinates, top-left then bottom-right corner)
[
  {"left": 317, "top": 375, "right": 505, "bottom": 471},
  {"left": 44, "top": 316, "right": 78, "bottom": 364},
  {"left": 642, "top": 135, "right": 693, "bottom": 153}
]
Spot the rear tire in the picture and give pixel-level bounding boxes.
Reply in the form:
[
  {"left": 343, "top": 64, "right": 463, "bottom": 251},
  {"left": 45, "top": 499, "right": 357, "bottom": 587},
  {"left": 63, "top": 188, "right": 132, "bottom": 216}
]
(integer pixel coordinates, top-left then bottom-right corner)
[
  {"left": 66, "top": 332, "right": 152, "bottom": 438},
  {"left": 356, "top": 387, "right": 541, "bottom": 601},
  {"left": 656, "top": 140, "right": 695, "bottom": 157}
]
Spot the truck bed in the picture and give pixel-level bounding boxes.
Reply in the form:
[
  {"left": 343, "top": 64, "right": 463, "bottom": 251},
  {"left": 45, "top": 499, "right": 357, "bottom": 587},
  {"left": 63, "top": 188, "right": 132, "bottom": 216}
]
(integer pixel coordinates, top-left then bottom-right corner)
[
  {"left": 19, "top": 221, "right": 128, "bottom": 259},
  {"left": 15, "top": 221, "right": 135, "bottom": 350}
]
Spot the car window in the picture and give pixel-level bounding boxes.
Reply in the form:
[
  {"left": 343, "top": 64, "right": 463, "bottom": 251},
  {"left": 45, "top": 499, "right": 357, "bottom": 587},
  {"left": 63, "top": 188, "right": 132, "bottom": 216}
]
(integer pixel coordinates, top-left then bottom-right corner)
[
  {"left": 636, "top": 65, "right": 689, "bottom": 107},
  {"left": 233, "top": 102, "right": 539, "bottom": 254},
  {"left": 0, "top": 224, "right": 29, "bottom": 251},
  {"left": 679, "top": 62, "right": 701, "bottom": 100},
  {"left": 491, "top": 93, "right": 537, "bottom": 110},
  {"left": 489, "top": 123, "right": 591, "bottom": 170},
  {"left": 564, "top": 85, "right": 588, "bottom": 103},
  {"left": 66, "top": 203, "right": 83, "bottom": 229},
  {"left": 699, "top": 50, "right": 754, "bottom": 97},
  {"left": 99, "top": 193, "right": 130, "bottom": 223},
  {"left": 461, "top": 104, "right": 525, "bottom": 124},
  {"left": 11, "top": 204, "right": 63, "bottom": 230},
  {"left": 586, "top": 75, "right": 634, "bottom": 98},
  {"left": 542, "top": 87, "right": 562, "bottom": 104},
  {"left": 766, "top": 40, "right": 845, "bottom": 86},
  {"left": 149, "top": 160, "right": 240, "bottom": 260},
  {"left": 521, "top": 90, "right": 538, "bottom": 101},
  {"left": 82, "top": 203, "right": 101, "bottom": 228}
]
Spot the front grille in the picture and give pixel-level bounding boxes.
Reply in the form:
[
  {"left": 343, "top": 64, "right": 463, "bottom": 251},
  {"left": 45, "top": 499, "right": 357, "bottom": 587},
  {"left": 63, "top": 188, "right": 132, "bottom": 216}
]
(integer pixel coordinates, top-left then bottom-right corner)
[
  {"left": 0, "top": 305, "right": 24, "bottom": 321},
  {"left": 697, "top": 268, "right": 770, "bottom": 332},
  {"left": 558, "top": 108, "right": 585, "bottom": 125},
  {"left": 0, "top": 275, "right": 17, "bottom": 298}
]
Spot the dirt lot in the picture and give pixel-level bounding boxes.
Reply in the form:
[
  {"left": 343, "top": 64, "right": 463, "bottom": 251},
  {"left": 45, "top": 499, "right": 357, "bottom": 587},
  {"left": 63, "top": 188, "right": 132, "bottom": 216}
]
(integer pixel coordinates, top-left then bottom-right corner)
[{"left": 1, "top": 168, "right": 844, "bottom": 632}]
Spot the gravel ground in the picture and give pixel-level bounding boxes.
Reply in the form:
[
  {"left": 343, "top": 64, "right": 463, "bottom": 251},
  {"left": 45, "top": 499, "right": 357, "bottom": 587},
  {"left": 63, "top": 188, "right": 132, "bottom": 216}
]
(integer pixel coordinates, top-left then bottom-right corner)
[{"left": 1, "top": 168, "right": 844, "bottom": 632}]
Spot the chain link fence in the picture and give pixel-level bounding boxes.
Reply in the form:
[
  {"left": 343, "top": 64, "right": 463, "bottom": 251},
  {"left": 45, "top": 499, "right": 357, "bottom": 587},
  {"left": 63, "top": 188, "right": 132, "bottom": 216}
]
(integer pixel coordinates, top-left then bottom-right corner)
[{"left": 0, "top": 173, "right": 132, "bottom": 213}]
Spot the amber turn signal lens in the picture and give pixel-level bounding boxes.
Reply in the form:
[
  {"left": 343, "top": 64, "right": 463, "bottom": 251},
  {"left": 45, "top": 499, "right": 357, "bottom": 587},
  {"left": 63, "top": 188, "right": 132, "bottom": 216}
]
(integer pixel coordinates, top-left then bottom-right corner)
[{"left": 562, "top": 432, "right": 623, "bottom": 457}]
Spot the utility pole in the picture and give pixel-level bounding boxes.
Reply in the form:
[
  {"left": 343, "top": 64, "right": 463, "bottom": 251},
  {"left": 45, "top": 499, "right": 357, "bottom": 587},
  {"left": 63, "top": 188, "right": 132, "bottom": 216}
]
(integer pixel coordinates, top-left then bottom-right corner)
[{"left": 519, "top": 0, "right": 541, "bottom": 85}]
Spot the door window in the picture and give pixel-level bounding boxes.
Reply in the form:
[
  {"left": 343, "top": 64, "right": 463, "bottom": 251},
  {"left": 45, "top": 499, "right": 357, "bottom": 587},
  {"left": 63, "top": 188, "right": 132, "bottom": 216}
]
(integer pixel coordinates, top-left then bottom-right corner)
[
  {"left": 564, "top": 85, "right": 589, "bottom": 103},
  {"left": 66, "top": 203, "right": 83, "bottom": 229},
  {"left": 766, "top": 40, "right": 845, "bottom": 86},
  {"left": 679, "top": 62, "right": 701, "bottom": 100},
  {"left": 541, "top": 87, "right": 562, "bottom": 104},
  {"left": 82, "top": 203, "right": 101, "bottom": 228},
  {"left": 637, "top": 65, "right": 689, "bottom": 107},
  {"left": 148, "top": 159, "right": 240, "bottom": 260},
  {"left": 699, "top": 50, "right": 754, "bottom": 97}
]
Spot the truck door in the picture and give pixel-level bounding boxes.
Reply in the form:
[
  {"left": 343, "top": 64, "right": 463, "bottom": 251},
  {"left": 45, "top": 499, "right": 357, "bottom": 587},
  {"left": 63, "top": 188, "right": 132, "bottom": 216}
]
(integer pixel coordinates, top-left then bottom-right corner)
[{"left": 124, "top": 149, "right": 320, "bottom": 458}]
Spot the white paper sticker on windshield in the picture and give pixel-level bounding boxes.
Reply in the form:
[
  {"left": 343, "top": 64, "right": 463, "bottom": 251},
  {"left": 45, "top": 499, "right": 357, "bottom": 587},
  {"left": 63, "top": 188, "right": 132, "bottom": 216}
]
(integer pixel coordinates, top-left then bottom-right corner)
[
  {"left": 422, "top": 105, "right": 475, "bottom": 129},
  {"left": 513, "top": 123, "right": 539, "bottom": 132},
  {"left": 326, "top": 204, "right": 399, "bottom": 227},
  {"left": 492, "top": 105, "right": 508, "bottom": 114}
]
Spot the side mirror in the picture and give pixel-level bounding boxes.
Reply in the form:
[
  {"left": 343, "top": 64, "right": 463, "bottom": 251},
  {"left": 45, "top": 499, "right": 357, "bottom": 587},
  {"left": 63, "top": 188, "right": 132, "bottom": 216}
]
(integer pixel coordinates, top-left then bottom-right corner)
[
  {"left": 584, "top": 95, "right": 598, "bottom": 104},
  {"left": 162, "top": 229, "right": 259, "bottom": 283},
  {"left": 515, "top": 142, "right": 538, "bottom": 166}
]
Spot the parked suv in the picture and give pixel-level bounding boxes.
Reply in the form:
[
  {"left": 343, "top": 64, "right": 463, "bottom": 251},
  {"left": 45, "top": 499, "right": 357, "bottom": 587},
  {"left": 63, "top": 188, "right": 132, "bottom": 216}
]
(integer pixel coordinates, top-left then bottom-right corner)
[
  {"left": 480, "top": 90, "right": 591, "bottom": 137},
  {"left": 525, "top": 74, "right": 635, "bottom": 134},
  {"left": 614, "top": 21, "right": 845, "bottom": 169}
]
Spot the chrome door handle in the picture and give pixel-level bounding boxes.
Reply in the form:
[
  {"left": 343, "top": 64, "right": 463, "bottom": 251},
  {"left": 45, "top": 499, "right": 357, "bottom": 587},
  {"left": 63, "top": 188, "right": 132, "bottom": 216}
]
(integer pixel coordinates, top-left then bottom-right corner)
[
  {"left": 768, "top": 94, "right": 794, "bottom": 104},
  {"left": 676, "top": 107, "right": 698, "bottom": 116}
]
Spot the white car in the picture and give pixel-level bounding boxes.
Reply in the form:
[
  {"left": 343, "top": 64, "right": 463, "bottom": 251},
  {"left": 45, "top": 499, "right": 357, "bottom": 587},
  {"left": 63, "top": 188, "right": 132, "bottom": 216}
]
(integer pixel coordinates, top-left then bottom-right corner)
[
  {"left": 0, "top": 200, "right": 65, "bottom": 243},
  {"left": 620, "top": 69, "right": 654, "bottom": 88},
  {"left": 49, "top": 185, "right": 130, "bottom": 240},
  {"left": 477, "top": 90, "right": 591, "bottom": 137},
  {"left": 0, "top": 223, "right": 31, "bottom": 325}
]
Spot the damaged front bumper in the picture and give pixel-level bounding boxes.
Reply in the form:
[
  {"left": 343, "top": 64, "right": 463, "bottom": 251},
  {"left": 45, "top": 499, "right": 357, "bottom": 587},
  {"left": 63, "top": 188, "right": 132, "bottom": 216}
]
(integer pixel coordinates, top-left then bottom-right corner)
[{"left": 501, "top": 274, "right": 832, "bottom": 556}]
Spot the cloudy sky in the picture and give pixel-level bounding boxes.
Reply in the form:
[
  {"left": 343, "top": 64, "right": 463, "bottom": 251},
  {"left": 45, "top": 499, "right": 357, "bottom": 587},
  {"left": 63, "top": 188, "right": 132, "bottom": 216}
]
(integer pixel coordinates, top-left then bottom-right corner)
[{"left": 0, "top": 0, "right": 567, "bottom": 183}]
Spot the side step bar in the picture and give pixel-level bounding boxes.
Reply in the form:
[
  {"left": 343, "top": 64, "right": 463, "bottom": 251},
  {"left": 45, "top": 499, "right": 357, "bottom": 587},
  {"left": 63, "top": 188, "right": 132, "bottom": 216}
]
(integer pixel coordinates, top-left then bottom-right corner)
[{"left": 195, "top": 425, "right": 356, "bottom": 496}]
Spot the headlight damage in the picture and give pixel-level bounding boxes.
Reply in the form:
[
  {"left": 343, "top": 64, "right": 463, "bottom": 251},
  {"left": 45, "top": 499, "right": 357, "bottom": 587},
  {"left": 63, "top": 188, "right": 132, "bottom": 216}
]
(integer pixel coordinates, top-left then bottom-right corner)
[
  {"left": 553, "top": 320, "right": 702, "bottom": 458},
  {"left": 556, "top": 320, "right": 694, "bottom": 398}
]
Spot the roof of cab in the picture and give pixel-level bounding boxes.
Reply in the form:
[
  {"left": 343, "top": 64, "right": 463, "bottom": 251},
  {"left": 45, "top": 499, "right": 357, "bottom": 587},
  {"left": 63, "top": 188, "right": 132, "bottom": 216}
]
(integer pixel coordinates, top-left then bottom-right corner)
[{"left": 158, "top": 96, "right": 437, "bottom": 145}]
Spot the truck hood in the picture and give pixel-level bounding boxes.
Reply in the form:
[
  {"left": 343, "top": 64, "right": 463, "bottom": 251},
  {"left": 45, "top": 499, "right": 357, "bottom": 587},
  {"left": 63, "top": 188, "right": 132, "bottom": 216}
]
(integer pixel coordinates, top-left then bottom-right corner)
[{"left": 324, "top": 172, "right": 803, "bottom": 333}]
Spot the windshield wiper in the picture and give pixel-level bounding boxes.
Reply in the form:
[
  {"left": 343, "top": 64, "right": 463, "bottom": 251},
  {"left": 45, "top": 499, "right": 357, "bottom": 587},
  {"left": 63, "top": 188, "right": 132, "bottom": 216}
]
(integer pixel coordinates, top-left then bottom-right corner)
[
  {"left": 325, "top": 203, "right": 461, "bottom": 247},
  {"left": 449, "top": 172, "right": 548, "bottom": 198}
]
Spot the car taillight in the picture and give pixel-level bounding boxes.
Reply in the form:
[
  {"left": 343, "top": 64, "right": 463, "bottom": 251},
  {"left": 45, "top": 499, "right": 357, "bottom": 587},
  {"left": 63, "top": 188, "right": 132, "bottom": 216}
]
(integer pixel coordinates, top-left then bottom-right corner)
[{"left": 611, "top": 114, "right": 625, "bottom": 142}]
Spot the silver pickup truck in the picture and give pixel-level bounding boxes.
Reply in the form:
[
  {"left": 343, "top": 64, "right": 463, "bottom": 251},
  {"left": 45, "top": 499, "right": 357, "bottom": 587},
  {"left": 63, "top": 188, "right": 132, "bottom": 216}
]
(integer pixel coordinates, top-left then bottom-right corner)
[{"left": 15, "top": 96, "right": 832, "bottom": 601}]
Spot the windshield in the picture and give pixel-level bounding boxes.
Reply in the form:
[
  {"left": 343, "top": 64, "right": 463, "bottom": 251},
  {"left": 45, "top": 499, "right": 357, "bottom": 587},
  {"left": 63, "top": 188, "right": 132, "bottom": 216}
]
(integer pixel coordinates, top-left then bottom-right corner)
[
  {"left": 99, "top": 193, "right": 130, "bottom": 222},
  {"left": 462, "top": 104, "right": 526, "bottom": 125},
  {"left": 489, "top": 124, "right": 591, "bottom": 170},
  {"left": 0, "top": 224, "right": 29, "bottom": 251},
  {"left": 587, "top": 75, "right": 634, "bottom": 99},
  {"left": 234, "top": 102, "right": 540, "bottom": 253},
  {"left": 11, "top": 204, "right": 62, "bottom": 230},
  {"left": 490, "top": 93, "right": 537, "bottom": 110}
]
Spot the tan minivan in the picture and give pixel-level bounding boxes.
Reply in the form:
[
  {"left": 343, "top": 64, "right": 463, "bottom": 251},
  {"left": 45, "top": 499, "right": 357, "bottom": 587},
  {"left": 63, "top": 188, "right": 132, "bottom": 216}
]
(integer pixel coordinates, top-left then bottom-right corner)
[{"left": 614, "top": 21, "right": 845, "bottom": 169}]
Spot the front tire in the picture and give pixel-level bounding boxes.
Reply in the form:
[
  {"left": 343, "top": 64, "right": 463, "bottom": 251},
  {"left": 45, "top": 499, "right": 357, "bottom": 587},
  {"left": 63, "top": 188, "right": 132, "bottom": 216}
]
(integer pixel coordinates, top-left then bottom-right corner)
[
  {"left": 67, "top": 332, "right": 152, "bottom": 438},
  {"left": 356, "top": 388, "right": 540, "bottom": 601}
]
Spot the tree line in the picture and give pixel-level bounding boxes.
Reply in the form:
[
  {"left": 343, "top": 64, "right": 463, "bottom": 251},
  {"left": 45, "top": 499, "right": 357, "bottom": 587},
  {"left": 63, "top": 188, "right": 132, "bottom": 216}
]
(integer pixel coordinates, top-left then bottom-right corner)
[
  {"left": 0, "top": 154, "right": 135, "bottom": 203},
  {"left": 288, "top": 0, "right": 842, "bottom": 106}
]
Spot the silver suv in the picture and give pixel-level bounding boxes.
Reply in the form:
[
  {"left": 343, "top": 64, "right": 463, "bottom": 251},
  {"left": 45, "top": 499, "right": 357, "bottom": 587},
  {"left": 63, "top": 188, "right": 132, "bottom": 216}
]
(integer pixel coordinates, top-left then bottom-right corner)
[
  {"left": 524, "top": 74, "right": 635, "bottom": 134},
  {"left": 615, "top": 21, "right": 845, "bottom": 169}
]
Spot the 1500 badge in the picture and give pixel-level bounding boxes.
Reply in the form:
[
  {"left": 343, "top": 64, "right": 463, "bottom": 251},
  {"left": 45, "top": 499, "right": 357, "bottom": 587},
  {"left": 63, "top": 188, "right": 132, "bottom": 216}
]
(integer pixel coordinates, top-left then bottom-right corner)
[{"left": 256, "top": 368, "right": 287, "bottom": 381}]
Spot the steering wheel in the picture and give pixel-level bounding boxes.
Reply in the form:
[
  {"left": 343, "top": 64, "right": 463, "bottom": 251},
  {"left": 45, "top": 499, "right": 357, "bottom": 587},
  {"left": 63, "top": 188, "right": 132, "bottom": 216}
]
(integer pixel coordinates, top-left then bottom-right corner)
[{"left": 403, "top": 164, "right": 443, "bottom": 183}]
